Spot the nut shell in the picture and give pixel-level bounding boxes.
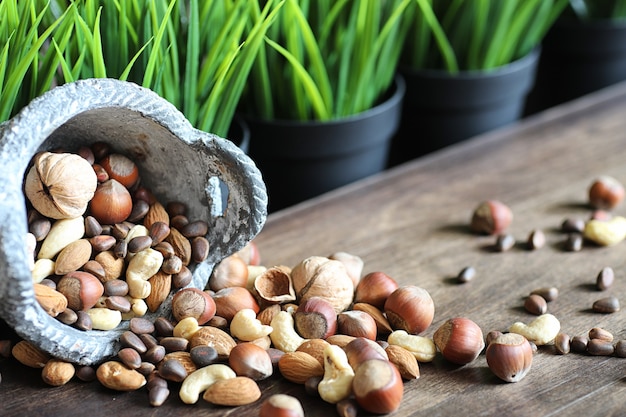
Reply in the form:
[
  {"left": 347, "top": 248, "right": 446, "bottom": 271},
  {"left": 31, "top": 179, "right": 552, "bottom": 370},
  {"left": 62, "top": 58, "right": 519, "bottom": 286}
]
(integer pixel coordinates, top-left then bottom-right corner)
[
  {"left": 433, "top": 317, "right": 485, "bottom": 365},
  {"left": 485, "top": 333, "right": 533, "bottom": 382},
  {"left": 24, "top": 152, "right": 97, "bottom": 219},
  {"left": 384, "top": 286, "right": 434, "bottom": 335},
  {"left": 470, "top": 200, "right": 513, "bottom": 235},
  {"left": 291, "top": 256, "right": 354, "bottom": 313},
  {"left": 352, "top": 359, "right": 403, "bottom": 414}
]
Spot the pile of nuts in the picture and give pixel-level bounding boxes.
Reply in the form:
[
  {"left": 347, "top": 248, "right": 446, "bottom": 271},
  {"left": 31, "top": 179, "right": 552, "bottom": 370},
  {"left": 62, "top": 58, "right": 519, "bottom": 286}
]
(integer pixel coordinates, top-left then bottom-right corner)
[
  {"left": 24, "top": 143, "right": 210, "bottom": 332},
  {"left": 2, "top": 166, "right": 626, "bottom": 416}
]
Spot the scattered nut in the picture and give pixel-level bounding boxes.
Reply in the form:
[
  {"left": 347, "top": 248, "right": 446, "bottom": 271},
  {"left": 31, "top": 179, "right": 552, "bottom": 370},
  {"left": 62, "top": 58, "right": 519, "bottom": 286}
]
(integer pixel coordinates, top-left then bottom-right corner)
[
  {"left": 509, "top": 313, "right": 560, "bottom": 346},
  {"left": 470, "top": 200, "right": 513, "bottom": 235}
]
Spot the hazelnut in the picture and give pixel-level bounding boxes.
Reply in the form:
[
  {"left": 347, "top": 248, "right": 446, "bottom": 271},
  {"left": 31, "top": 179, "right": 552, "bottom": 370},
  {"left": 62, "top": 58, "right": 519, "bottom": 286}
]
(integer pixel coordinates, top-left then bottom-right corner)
[
  {"left": 56, "top": 271, "right": 104, "bottom": 311},
  {"left": 259, "top": 394, "right": 304, "bottom": 417},
  {"left": 236, "top": 240, "right": 261, "bottom": 266},
  {"left": 470, "top": 200, "right": 513, "bottom": 235},
  {"left": 24, "top": 152, "right": 98, "bottom": 219},
  {"left": 485, "top": 332, "right": 533, "bottom": 383},
  {"left": 294, "top": 297, "right": 337, "bottom": 339},
  {"left": 589, "top": 175, "right": 625, "bottom": 209},
  {"left": 212, "top": 287, "right": 260, "bottom": 322},
  {"left": 354, "top": 271, "right": 399, "bottom": 309},
  {"left": 89, "top": 179, "right": 133, "bottom": 225},
  {"left": 337, "top": 310, "right": 377, "bottom": 340},
  {"left": 343, "top": 337, "right": 388, "bottom": 370},
  {"left": 352, "top": 359, "right": 403, "bottom": 414},
  {"left": 228, "top": 342, "right": 273, "bottom": 380},
  {"left": 171, "top": 288, "right": 216, "bottom": 325},
  {"left": 433, "top": 317, "right": 485, "bottom": 365},
  {"left": 209, "top": 254, "right": 249, "bottom": 291},
  {"left": 384, "top": 285, "right": 435, "bottom": 335},
  {"left": 99, "top": 153, "right": 139, "bottom": 189}
]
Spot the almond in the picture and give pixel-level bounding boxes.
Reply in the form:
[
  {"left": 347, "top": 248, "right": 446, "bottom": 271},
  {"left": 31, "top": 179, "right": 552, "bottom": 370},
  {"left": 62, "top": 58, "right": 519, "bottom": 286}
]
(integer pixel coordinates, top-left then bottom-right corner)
[
  {"left": 277, "top": 351, "right": 324, "bottom": 384},
  {"left": 34, "top": 283, "right": 68, "bottom": 317},
  {"left": 352, "top": 302, "right": 393, "bottom": 334},
  {"left": 42, "top": 359, "right": 76, "bottom": 386},
  {"left": 163, "top": 351, "right": 197, "bottom": 375},
  {"left": 12, "top": 340, "right": 50, "bottom": 368},
  {"left": 96, "top": 361, "right": 146, "bottom": 391},
  {"left": 385, "top": 344, "right": 420, "bottom": 380},
  {"left": 54, "top": 238, "right": 92, "bottom": 275},
  {"left": 325, "top": 334, "right": 356, "bottom": 348},
  {"left": 202, "top": 376, "right": 261, "bottom": 406},
  {"left": 257, "top": 304, "right": 281, "bottom": 326},
  {"left": 94, "top": 250, "right": 125, "bottom": 281},
  {"left": 164, "top": 227, "right": 192, "bottom": 266},
  {"left": 145, "top": 271, "right": 172, "bottom": 312},
  {"left": 189, "top": 326, "right": 237, "bottom": 360},
  {"left": 143, "top": 201, "right": 170, "bottom": 229},
  {"left": 296, "top": 338, "right": 330, "bottom": 367}
]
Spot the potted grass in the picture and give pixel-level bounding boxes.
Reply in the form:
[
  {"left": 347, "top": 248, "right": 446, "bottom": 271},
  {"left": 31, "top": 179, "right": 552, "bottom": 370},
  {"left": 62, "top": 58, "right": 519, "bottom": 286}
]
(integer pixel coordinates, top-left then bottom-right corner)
[
  {"left": 44, "top": 0, "right": 282, "bottom": 146},
  {"left": 388, "top": 0, "right": 568, "bottom": 167},
  {"left": 0, "top": 0, "right": 78, "bottom": 122},
  {"left": 526, "top": 0, "right": 626, "bottom": 114},
  {"left": 240, "top": 0, "right": 411, "bottom": 212}
]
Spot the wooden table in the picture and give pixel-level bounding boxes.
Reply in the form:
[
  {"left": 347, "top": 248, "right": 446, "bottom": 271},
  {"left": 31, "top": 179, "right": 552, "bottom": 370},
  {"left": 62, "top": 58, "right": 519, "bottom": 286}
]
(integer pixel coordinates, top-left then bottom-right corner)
[{"left": 4, "top": 82, "right": 626, "bottom": 416}]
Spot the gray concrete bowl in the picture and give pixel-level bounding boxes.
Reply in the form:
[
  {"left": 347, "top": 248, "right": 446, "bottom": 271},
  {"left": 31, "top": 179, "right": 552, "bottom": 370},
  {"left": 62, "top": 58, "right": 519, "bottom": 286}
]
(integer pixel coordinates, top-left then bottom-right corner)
[{"left": 0, "top": 79, "right": 267, "bottom": 365}]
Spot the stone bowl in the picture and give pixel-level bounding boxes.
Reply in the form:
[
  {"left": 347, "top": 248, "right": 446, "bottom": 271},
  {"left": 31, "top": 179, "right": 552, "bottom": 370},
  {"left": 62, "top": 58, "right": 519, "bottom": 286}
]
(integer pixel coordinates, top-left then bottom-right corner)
[{"left": 0, "top": 79, "right": 267, "bottom": 365}]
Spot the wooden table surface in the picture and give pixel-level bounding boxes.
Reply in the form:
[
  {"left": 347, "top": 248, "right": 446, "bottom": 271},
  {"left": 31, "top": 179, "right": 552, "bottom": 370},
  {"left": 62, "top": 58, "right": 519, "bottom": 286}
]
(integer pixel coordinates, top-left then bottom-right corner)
[{"left": 4, "top": 82, "right": 626, "bottom": 416}]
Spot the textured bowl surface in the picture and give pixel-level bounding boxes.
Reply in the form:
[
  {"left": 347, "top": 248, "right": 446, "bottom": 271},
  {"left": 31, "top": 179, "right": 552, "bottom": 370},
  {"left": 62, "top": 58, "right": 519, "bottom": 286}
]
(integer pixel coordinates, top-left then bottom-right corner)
[{"left": 0, "top": 79, "right": 267, "bottom": 364}]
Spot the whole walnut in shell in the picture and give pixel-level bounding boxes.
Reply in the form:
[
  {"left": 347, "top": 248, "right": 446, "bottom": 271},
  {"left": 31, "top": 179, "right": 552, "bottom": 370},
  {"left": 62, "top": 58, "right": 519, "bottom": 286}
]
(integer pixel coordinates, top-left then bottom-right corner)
[
  {"left": 24, "top": 152, "right": 97, "bottom": 219},
  {"left": 291, "top": 256, "right": 354, "bottom": 313}
]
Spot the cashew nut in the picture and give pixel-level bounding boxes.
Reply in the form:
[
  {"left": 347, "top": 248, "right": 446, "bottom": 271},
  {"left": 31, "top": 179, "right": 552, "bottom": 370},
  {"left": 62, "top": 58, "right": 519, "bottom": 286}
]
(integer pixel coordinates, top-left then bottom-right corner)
[
  {"left": 270, "top": 310, "right": 306, "bottom": 352},
  {"left": 317, "top": 344, "right": 355, "bottom": 404},
  {"left": 179, "top": 363, "right": 236, "bottom": 404},
  {"left": 230, "top": 309, "right": 273, "bottom": 342},
  {"left": 86, "top": 308, "right": 122, "bottom": 330},
  {"left": 126, "top": 275, "right": 151, "bottom": 299},
  {"left": 584, "top": 216, "right": 626, "bottom": 246},
  {"left": 173, "top": 317, "right": 201, "bottom": 340},
  {"left": 126, "top": 248, "right": 163, "bottom": 282},
  {"left": 387, "top": 330, "right": 436, "bottom": 362},
  {"left": 26, "top": 232, "right": 37, "bottom": 270},
  {"left": 509, "top": 313, "right": 560, "bottom": 346}
]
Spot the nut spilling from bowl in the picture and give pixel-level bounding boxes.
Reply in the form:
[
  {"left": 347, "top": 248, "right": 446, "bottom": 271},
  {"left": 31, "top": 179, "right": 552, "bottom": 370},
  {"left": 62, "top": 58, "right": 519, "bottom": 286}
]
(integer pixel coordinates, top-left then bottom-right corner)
[{"left": 25, "top": 142, "right": 212, "bottom": 332}]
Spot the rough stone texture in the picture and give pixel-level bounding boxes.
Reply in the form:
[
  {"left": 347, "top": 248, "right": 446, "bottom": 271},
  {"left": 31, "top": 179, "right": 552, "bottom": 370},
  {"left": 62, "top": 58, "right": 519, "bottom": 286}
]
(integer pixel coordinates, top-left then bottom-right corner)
[{"left": 0, "top": 78, "right": 267, "bottom": 364}]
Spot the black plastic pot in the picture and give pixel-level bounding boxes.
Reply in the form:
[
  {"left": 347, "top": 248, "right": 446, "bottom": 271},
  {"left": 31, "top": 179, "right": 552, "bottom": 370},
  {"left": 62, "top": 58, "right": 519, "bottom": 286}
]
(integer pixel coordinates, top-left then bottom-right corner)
[
  {"left": 245, "top": 76, "right": 405, "bottom": 212},
  {"left": 388, "top": 48, "right": 540, "bottom": 167},
  {"left": 525, "top": 18, "right": 626, "bottom": 115}
]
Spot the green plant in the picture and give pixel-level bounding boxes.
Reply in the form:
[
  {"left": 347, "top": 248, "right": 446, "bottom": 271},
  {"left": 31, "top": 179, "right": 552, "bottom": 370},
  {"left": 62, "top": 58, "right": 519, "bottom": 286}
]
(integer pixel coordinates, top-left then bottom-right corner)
[
  {"left": 405, "top": 0, "right": 569, "bottom": 73},
  {"left": 566, "top": 0, "right": 626, "bottom": 20},
  {"left": 1, "top": 0, "right": 283, "bottom": 137},
  {"left": 241, "top": 0, "right": 412, "bottom": 121},
  {"left": 52, "top": 0, "right": 284, "bottom": 137},
  {"left": 0, "top": 0, "right": 78, "bottom": 122}
]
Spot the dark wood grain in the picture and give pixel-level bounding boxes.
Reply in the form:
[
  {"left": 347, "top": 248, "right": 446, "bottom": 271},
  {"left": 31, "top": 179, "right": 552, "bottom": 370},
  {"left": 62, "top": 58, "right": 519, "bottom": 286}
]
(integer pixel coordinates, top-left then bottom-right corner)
[{"left": 4, "top": 82, "right": 626, "bottom": 416}]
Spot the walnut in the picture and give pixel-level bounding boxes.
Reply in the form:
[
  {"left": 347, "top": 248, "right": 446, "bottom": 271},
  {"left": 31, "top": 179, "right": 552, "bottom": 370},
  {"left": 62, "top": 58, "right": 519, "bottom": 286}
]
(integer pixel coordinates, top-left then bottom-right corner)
[
  {"left": 24, "top": 151, "right": 97, "bottom": 219},
  {"left": 291, "top": 256, "right": 354, "bottom": 313}
]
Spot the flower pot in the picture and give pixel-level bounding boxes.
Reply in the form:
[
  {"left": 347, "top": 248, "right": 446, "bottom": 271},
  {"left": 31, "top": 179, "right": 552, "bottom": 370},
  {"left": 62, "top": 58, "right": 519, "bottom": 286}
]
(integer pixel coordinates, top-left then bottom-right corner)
[
  {"left": 525, "top": 18, "right": 626, "bottom": 114},
  {"left": 388, "top": 48, "right": 540, "bottom": 167},
  {"left": 245, "top": 76, "right": 405, "bottom": 212},
  {"left": 0, "top": 78, "right": 267, "bottom": 364}
]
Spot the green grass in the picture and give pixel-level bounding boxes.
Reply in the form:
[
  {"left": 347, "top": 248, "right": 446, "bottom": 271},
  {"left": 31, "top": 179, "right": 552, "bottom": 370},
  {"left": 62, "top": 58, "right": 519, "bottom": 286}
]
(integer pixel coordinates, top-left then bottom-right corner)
[
  {"left": 405, "top": 0, "right": 569, "bottom": 73},
  {"left": 241, "top": 0, "right": 413, "bottom": 121},
  {"left": 1, "top": 0, "right": 284, "bottom": 137}
]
